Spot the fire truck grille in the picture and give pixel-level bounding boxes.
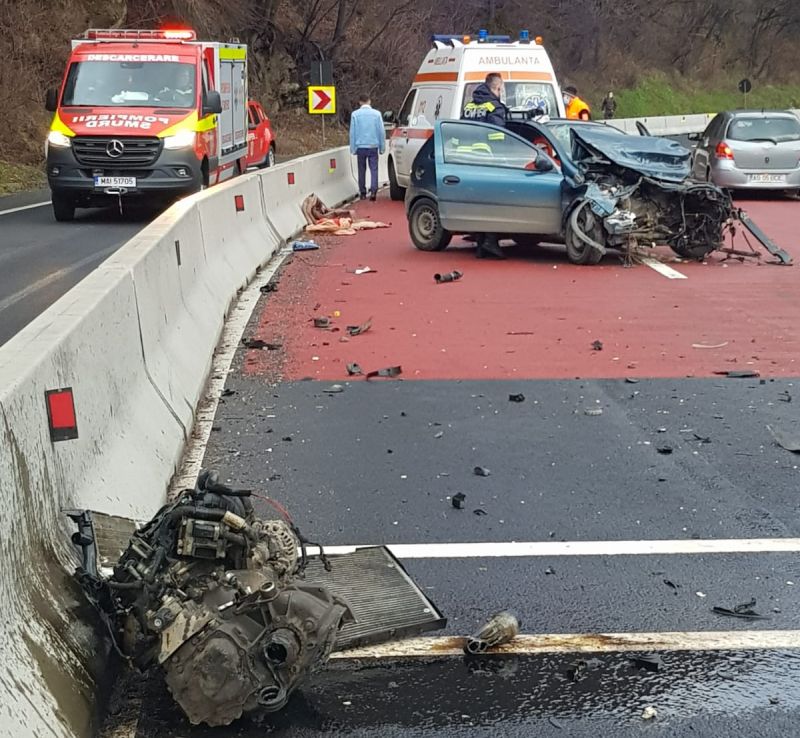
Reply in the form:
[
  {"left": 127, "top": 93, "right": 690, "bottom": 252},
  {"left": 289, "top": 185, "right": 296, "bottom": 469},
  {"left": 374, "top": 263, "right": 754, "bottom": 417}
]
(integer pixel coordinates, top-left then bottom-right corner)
[{"left": 72, "top": 136, "right": 162, "bottom": 167}]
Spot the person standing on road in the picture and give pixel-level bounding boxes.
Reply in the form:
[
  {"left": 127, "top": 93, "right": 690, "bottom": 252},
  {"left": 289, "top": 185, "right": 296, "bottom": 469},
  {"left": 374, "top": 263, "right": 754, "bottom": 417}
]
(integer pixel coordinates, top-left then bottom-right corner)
[
  {"left": 349, "top": 94, "right": 385, "bottom": 201},
  {"left": 601, "top": 91, "right": 617, "bottom": 119},
  {"left": 461, "top": 73, "right": 508, "bottom": 259},
  {"left": 563, "top": 86, "right": 591, "bottom": 121}
]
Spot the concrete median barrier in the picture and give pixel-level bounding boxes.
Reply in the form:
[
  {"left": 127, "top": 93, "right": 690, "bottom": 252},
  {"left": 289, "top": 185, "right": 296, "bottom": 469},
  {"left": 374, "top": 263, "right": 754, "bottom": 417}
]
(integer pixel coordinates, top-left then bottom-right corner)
[{"left": 0, "top": 147, "right": 359, "bottom": 737}]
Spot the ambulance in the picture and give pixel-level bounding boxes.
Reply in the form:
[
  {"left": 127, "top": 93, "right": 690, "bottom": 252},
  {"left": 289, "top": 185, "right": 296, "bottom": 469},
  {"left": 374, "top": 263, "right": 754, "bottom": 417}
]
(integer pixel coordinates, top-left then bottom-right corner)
[
  {"left": 386, "top": 30, "right": 565, "bottom": 200},
  {"left": 44, "top": 28, "right": 249, "bottom": 221}
]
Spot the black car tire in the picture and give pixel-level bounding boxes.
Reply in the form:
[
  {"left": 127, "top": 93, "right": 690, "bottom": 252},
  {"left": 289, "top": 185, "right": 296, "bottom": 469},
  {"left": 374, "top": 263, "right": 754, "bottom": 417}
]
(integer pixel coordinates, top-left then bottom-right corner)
[
  {"left": 52, "top": 192, "right": 75, "bottom": 222},
  {"left": 388, "top": 159, "right": 405, "bottom": 201},
  {"left": 565, "top": 202, "right": 604, "bottom": 265},
  {"left": 408, "top": 197, "right": 451, "bottom": 251},
  {"left": 513, "top": 235, "right": 541, "bottom": 248}
]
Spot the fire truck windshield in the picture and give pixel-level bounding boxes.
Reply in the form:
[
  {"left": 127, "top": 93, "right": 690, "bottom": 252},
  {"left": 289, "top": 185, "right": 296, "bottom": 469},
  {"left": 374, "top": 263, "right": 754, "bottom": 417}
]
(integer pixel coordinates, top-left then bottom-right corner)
[{"left": 61, "top": 61, "right": 197, "bottom": 108}]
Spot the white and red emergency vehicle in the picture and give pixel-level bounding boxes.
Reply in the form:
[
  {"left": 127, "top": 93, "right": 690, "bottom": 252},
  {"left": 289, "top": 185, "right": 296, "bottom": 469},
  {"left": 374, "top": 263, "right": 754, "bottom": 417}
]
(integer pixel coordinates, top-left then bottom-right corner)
[
  {"left": 386, "top": 30, "right": 565, "bottom": 200},
  {"left": 45, "top": 28, "right": 249, "bottom": 221}
]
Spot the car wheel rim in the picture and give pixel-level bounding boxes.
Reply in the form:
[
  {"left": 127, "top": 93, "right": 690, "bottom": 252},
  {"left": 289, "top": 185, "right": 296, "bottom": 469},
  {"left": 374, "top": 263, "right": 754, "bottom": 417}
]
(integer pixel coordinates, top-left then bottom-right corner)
[
  {"left": 415, "top": 206, "right": 437, "bottom": 241},
  {"left": 269, "top": 150, "right": 275, "bottom": 166}
]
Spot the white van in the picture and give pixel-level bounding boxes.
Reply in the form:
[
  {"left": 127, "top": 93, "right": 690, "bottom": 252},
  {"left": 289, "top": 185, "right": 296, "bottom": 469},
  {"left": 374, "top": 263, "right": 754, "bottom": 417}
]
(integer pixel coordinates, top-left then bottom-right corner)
[{"left": 386, "top": 31, "right": 566, "bottom": 200}]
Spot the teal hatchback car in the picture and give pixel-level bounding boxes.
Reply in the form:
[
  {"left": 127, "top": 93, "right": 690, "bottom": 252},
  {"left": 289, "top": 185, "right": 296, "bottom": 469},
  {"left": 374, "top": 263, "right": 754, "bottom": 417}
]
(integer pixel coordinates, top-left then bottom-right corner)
[{"left": 405, "top": 118, "right": 735, "bottom": 264}]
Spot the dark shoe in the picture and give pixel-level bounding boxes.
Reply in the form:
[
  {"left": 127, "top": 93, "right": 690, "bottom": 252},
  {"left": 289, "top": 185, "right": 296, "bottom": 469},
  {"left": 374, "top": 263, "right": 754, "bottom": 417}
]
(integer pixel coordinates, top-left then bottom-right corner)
[
  {"left": 359, "top": 193, "right": 367, "bottom": 200},
  {"left": 478, "top": 234, "right": 506, "bottom": 259},
  {"left": 369, "top": 193, "right": 377, "bottom": 201}
]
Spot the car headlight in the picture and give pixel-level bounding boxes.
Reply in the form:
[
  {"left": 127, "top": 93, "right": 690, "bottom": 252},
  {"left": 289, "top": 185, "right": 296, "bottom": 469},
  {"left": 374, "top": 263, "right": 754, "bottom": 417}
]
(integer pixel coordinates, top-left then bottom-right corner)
[
  {"left": 163, "top": 130, "right": 196, "bottom": 150},
  {"left": 47, "top": 131, "right": 72, "bottom": 148}
]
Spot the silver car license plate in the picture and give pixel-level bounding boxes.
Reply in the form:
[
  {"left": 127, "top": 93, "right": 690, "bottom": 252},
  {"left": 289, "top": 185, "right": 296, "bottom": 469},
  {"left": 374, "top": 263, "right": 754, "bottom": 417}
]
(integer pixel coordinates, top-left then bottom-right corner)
[
  {"left": 750, "top": 173, "right": 785, "bottom": 184},
  {"left": 94, "top": 176, "right": 136, "bottom": 187}
]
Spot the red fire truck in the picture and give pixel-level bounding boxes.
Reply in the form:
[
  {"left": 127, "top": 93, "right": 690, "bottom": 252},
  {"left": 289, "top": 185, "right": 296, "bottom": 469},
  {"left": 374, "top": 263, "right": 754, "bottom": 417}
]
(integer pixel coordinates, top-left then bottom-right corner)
[{"left": 45, "top": 28, "right": 250, "bottom": 221}]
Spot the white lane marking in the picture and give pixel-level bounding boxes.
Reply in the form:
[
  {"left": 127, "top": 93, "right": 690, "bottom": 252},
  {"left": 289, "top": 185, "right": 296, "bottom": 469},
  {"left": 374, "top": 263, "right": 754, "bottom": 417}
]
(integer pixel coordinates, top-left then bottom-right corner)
[
  {"left": 168, "top": 245, "right": 292, "bottom": 496},
  {"left": 333, "top": 630, "right": 800, "bottom": 660},
  {"left": 308, "top": 538, "right": 800, "bottom": 559},
  {"left": 0, "top": 244, "right": 119, "bottom": 314},
  {"left": 0, "top": 200, "right": 51, "bottom": 216},
  {"left": 642, "top": 256, "right": 687, "bottom": 279}
]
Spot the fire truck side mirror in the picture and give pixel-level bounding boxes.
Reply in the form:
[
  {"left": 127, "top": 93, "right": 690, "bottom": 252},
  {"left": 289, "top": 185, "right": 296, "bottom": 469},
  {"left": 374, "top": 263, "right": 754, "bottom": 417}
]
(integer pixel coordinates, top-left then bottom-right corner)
[
  {"left": 45, "top": 88, "right": 58, "bottom": 112},
  {"left": 203, "top": 90, "right": 223, "bottom": 117}
]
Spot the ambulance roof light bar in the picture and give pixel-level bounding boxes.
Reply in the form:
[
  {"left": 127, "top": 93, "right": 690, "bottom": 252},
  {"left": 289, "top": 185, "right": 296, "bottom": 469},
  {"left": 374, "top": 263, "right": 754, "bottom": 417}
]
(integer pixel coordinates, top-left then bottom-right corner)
[
  {"left": 83, "top": 28, "right": 197, "bottom": 41},
  {"left": 431, "top": 32, "right": 512, "bottom": 47}
]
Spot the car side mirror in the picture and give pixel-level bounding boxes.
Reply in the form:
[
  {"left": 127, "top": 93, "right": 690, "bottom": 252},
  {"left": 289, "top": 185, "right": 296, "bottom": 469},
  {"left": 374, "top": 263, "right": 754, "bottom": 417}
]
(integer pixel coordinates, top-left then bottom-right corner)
[
  {"left": 45, "top": 88, "right": 58, "bottom": 112},
  {"left": 536, "top": 156, "right": 555, "bottom": 173},
  {"left": 383, "top": 110, "right": 395, "bottom": 122},
  {"left": 203, "top": 90, "right": 223, "bottom": 116},
  {"left": 687, "top": 132, "right": 702, "bottom": 142}
]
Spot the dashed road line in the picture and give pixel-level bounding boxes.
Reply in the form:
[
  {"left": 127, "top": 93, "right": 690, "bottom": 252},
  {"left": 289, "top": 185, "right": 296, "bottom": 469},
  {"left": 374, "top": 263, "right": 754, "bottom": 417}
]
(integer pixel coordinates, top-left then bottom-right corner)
[
  {"left": 333, "top": 630, "right": 800, "bottom": 659},
  {"left": 310, "top": 538, "right": 800, "bottom": 559}
]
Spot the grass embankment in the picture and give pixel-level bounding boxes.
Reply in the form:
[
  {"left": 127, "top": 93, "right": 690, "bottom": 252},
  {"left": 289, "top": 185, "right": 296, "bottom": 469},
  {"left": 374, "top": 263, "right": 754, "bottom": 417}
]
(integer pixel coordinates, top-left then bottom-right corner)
[
  {"left": 0, "top": 160, "right": 46, "bottom": 196},
  {"left": 595, "top": 75, "right": 800, "bottom": 118}
]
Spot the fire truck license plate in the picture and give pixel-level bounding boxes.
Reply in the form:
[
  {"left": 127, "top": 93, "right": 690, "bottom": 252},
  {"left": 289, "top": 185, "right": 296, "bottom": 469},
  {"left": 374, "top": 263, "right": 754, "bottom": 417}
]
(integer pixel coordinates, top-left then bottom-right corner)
[{"left": 94, "top": 176, "right": 136, "bottom": 188}]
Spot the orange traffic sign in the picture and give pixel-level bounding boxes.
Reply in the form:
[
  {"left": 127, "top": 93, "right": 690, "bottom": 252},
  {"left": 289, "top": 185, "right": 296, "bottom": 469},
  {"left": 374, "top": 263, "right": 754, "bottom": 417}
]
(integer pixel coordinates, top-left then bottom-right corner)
[{"left": 308, "top": 86, "right": 336, "bottom": 115}]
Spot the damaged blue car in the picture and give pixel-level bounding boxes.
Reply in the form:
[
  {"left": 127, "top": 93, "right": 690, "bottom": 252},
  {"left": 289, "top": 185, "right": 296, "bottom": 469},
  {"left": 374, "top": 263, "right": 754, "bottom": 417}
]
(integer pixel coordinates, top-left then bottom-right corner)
[{"left": 404, "top": 118, "right": 736, "bottom": 264}]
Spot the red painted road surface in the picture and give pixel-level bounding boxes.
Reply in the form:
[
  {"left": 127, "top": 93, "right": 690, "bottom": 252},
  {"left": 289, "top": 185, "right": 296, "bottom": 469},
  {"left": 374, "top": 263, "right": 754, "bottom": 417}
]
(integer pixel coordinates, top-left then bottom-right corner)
[{"left": 245, "top": 195, "right": 799, "bottom": 381}]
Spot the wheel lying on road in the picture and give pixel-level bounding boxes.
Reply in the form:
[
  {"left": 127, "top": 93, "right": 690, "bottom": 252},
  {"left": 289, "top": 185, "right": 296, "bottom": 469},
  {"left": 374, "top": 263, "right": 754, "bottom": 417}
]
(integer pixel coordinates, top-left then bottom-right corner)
[
  {"left": 52, "top": 192, "right": 75, "bottom": 222},
  {"left": 408, "top": 197, "right": 452, "bottom": 251},
  {"left": 565, "top": 201, "right": 604, "bottom": 265},
  {"left": 388, "top": 160, "right": 405, "bottom": 201}
]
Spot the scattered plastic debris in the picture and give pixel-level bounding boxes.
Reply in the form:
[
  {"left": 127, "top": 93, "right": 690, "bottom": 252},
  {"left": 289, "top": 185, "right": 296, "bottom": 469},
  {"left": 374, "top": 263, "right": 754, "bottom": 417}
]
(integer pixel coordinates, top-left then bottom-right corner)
[
  {"left": 713, "top": 369, "right": 760, "bottom": 378},
  {"left": 366, "top": 365, "right": 402, "bottom": 380},
  {"left": 693, "top": 433, "right": 712, "bottom": 444},
  {"left": 352, "top": 266, "right": 375, "bottom": 275},
  {"left": 434, "top": 431, "right": 444, "bottom": 439},
  {"left": 767, "top": 424, "right": 800, "bottom": 453},
  {"left": 642, "top": 706, "right": 658, "bottom": 721},
  {"left": 464, "top": 611, "right": 520, "bottom": 654},
  {"left": 324, "top": 385, "right": 345, "bottom": 394},
  {"left": 692, "top": 341, "right": 729, "bottom": 349},
  {"left": 434, "top": 270, "right": 463, "bottom": 284},
  {"left": 591, "top": 340, "right": 604, "bottom": 351},
  {"left": 260, "top": 282, "right": 278, "bottom": 293},
  {"left": 347, "top": 317, "right": 373, "bottom": 336},
  {"left": 508, "top": 393, "right": 526, "bottom": 403},
  {"left": 625, "top": 378, "right": 639, "bottom": 384},
  {"left": 346, "top": 363, "right": 363, "bottom": 376},
  {"left": 712, "top": 599, "right": 769, "bottom": 620},
  {"left": 584, "top": 408, "right": 603, "bottom": 416},
  {"left": 544, "top": 566, "right": 556, "bottom": 576},
  {"left": 473, "top": 466, "right": 491, "bottom": 477},
  {"left": 291, "top": 240, "right": 320, "bottom": 251},
  {"left": 242, "top": 338, "right": 282, "bottom": 350},
  {"left": 313, "top": 316, "right": 331, "bottom": 328},
  {"left": 473, "top": 509, "right": 487, "bottom": 516},
  {"left": 696, "top": 592, "right": 707, "bottom": 598},
  {"left": 663, "top": 579, "right": 678, "bottom": 591},
  {"left": 656, "top": 446, "right": 673, "bottom": 455},
  {"left": 451, "top": 493, "right": 466, "bottom": 510},
  {"left": 221, "top": 388, "right": 236, "bottom": 398}
]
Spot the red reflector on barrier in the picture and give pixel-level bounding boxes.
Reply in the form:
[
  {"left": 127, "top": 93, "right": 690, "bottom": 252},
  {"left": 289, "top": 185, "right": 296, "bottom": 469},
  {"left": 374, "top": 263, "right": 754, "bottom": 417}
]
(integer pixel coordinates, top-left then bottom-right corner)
[
  {"left": 288, "top": 172, "right": 295, "bottom": 185},
  {"left": 234, "top": 194, "right": 245, "bottom": 212},
  {"left": 45, "top": 388, "right": 78, "bottom": 442},
  {"left": 329, "top": 158, "right": 337, "bottom": 170}
]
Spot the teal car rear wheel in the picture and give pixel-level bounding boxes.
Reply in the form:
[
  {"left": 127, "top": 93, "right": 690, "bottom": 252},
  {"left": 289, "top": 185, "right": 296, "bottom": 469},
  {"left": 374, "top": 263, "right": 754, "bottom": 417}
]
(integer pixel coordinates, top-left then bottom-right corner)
[{"left": 409, "top": 197, "right": 452, "bottom": 252}]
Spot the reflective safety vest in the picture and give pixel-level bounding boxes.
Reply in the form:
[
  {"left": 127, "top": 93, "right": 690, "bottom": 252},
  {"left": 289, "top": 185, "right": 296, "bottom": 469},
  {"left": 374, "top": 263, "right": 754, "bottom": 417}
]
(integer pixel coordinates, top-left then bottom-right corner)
[{"left": 566, "top": 96, "right": 591, "bottom": 121}]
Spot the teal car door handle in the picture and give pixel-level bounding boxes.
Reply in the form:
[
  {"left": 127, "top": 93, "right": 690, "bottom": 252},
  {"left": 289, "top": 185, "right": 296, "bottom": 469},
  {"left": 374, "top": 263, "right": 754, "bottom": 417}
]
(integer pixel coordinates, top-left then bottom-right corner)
[{"left": 443, "top": 175, "right": 460, "bottom": 184}]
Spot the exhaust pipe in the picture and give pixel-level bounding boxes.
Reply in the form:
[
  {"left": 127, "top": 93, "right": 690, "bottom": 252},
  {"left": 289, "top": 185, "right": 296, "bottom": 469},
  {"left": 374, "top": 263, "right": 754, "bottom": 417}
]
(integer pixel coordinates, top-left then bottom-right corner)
[{"left": 464, "top": 611, "right": 520, "bottom": 654}]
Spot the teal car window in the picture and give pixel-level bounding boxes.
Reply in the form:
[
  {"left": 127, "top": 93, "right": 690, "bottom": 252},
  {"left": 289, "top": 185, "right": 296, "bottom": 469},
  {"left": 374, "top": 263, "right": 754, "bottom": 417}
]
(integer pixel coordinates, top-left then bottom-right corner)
[{"left": 441, "top": 121, "right": 540, "bottom": 169}]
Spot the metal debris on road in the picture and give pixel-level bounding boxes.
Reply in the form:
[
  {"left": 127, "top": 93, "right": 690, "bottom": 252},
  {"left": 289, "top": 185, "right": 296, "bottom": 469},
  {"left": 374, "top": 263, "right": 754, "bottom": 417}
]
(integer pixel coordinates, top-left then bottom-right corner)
[
  {"left": 642, "top": 706, "right": 658, "bottom": 721},
  {"left": 313, "top": 316, "right": 331, "bottom": 328},
  {"left": 464, "top": 611, "right": 520, "bottom": 654},
  {"left": 656, "top": 446, "right": 673, "bottom": 455},
  {"left": 767, "top": 424, "right": 800, "bottom": 453},
  {"left": 712, "top": 598, "right": 769, "bottom": 620},
  {"left": 260, "top": 281, "right": 278, "bottom": 293},
  {"left": 365, "top": 365, "right": 402, "bottom": 380},
  {"left": 779, "top": 391, "right": 792, "bottom": 403},
  {"left": 473, "top": 508, "right": 487, "bottom": 516},
  {"left": 473, "top": 466, "right": 491, "bottom": 477},
  {"left": 544, "top": 566, "right": 556, "bottom": 576},
  {"left": 591, "top": 340, "right": 604, "bottom": 351},
  {"left": 508, "top": 393, "right": 526, "bottom": 403},
  {"left": 625, "top": 377, "right": 639, "bottom": 384},
  {"left": 324, "top": 384, "right": 345, "bottom": 394},
  {"left": 584, "top": 407, "right": 603, "bottom": 416},
  {"left": 346, "top": 363, "right": 363, "bottom": 376},
  {"left": 663, "top": 579, "right": 679, "bottom": 591},
  {"left": 713, "top": 369, "right": 760, "bottom": 378},
  {"left": 221, "top": 388, "right": 236, "bottom": 397},
  {"left": 347, "top": 317, "right": 373, "bottom": 336},
  {"left": 242, "top": 338, "right": 282, "bottom": 350},
  {"left": 451, "top": 493, "right": 466, "bottom": 509},
  {"left": 434, "top": 269, "right": 463, "bottom": 284}
]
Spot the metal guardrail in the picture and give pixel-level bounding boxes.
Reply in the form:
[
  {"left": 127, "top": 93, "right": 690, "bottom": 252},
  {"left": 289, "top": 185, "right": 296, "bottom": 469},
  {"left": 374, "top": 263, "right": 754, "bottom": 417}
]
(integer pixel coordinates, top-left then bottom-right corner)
[{"left": 612, "top": 108, "right": 800, "bottom": 138}]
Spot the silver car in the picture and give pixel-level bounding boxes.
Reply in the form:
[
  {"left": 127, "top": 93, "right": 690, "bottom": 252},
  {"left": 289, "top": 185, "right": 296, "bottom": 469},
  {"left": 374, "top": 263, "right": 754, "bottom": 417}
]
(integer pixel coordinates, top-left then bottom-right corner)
[{"left": 690, "top": 110, "right": 800, "bottom": 193}]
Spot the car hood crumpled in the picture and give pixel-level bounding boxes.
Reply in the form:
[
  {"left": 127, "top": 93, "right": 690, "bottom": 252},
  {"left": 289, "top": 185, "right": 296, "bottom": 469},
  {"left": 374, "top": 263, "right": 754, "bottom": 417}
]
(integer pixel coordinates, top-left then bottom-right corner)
[{"left": 570, "top": 127, "right": 692, "bottom": 183}]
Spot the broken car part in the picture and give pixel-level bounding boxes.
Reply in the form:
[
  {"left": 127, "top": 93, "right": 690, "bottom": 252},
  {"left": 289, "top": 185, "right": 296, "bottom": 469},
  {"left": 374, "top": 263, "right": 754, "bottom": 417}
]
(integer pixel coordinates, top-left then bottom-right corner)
[
  {"left": 347, "top": 317, "right": 373, "bottom": 336},
  {"left": 434, "top": 270, "right": 463, "bottom": 284},
  {"left": 366, "top": 365, "right": 402, "bottom": 380},
  {"left": 68, "top": 471, "right": 353, "bottom": 727},
  {"left": 508, "top": 393, "right": 526, "bottom": 402},
  {"left": 465, "top": 611, "right": 520, "bottom": 654},
  {"left": 452, "top": 492, "right": 466, "bottom": 509}
]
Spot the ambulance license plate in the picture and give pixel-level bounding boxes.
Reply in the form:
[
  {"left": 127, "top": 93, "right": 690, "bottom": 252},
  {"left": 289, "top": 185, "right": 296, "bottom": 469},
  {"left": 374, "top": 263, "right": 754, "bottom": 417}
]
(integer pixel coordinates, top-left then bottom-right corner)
[{"left": 94, "top": 176, "right": 136, "bottom": 188}]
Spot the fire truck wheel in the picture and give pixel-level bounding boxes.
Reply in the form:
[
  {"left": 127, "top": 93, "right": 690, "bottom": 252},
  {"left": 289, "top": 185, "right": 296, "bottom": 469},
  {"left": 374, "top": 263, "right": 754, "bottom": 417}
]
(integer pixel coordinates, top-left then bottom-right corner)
[{"left": 52, "top": 193, "right": 75, "bottom": 222}]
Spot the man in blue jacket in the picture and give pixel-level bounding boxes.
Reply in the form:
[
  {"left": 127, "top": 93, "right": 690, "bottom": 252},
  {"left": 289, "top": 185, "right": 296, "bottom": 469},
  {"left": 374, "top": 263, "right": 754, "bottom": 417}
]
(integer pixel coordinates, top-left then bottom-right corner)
[{"left": 349, "top": 94, "right": 385, "bottom": 201}]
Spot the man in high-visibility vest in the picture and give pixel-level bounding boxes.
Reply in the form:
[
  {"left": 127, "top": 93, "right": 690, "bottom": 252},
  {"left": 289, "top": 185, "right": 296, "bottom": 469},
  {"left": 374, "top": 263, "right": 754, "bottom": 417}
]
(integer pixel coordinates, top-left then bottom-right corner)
[
  {"left": 563, "top": 86, "right": 591, "bottom": 121},
  {"left": 461, "top": 73, "right": 508, "bottom": 259}
]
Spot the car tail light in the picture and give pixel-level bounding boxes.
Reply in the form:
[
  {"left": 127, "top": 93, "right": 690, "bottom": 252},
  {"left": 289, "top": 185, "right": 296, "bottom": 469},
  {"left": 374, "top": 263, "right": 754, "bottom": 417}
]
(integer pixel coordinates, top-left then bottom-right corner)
[{"left": 715, "top": 141, "right": 734, "bottom": 160}]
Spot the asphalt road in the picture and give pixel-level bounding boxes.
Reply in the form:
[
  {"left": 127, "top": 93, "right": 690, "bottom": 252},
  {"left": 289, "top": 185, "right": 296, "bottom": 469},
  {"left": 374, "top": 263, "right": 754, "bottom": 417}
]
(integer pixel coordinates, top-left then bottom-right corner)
[
  {"left": 112, "top": 191, "right": 800, "bottom": 738},
  {"left": 0, "top": 190, "right": 152, "bottom": 346}
]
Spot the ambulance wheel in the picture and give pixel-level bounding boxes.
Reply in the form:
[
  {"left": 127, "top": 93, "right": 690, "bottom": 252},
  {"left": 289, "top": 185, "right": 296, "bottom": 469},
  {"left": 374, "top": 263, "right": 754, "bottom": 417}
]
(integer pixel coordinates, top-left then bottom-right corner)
[
  {"left": 409, "top": 197, "right": 451, "bottom": 251},
  {"left": 52, "top": 193, "right": 75, "bottom": 222},
  {"left": 388, "top": 160, "right": 405, "bottom": 201}
]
